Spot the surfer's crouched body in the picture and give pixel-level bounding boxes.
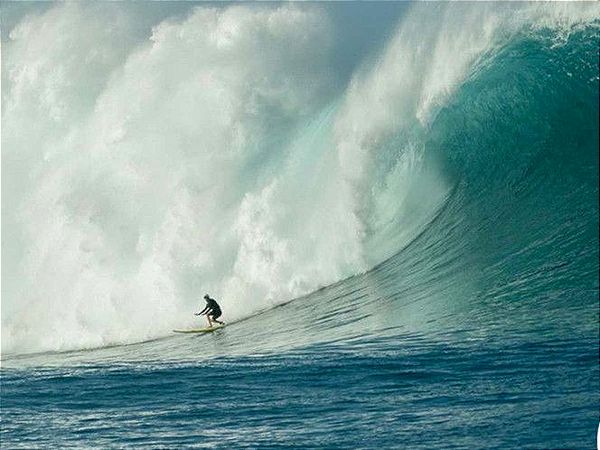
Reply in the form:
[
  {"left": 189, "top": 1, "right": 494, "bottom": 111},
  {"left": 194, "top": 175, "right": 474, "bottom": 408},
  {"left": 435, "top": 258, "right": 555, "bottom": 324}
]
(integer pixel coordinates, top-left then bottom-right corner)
[{"left": 196, "top": 294, "right": 224, "bottom": 327}]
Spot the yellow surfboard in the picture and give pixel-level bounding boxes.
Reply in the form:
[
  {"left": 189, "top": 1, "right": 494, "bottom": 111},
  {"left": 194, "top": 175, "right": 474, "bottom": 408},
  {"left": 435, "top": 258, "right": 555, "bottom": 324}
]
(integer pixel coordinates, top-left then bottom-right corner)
[{"left": 173, "top": 324, "right": 225, "bottom": 334}]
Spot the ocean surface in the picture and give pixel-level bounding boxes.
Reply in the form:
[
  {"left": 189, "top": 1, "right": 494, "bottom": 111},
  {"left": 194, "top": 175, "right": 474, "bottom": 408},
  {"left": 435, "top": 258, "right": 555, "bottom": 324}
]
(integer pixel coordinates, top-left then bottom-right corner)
[{"left": 1, "top": 3, "right": 598, "bottom": 448}]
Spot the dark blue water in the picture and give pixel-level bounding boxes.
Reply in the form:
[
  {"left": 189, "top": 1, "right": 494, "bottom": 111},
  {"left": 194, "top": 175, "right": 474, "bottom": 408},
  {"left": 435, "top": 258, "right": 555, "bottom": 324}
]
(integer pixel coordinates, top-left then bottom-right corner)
[
  {"left": 2, "top": 7, "right": 598, "bottom": 450},
  {"left": 1, "top": 335, "right": 596, "bottom": 448}
]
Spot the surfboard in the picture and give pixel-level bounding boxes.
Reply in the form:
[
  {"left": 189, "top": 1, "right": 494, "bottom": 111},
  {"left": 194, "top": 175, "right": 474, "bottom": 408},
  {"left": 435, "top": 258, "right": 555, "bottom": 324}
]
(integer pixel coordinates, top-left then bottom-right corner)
[{"left": 173, "top": 324, "right": 225, "bottom": 334}]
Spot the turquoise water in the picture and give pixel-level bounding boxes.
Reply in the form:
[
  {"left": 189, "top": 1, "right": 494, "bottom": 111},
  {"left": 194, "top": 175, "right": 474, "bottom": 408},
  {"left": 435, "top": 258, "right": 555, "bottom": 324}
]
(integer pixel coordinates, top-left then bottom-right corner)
[{"left": 2, "top": 3, "right": 598, "bottom": 448}]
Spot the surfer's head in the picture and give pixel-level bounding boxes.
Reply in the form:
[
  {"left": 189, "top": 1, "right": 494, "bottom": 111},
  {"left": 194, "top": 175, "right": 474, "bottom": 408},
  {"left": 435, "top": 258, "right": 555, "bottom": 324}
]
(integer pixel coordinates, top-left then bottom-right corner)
[{"left": 204, "top": 294, "right": 210, "bottom": 300}]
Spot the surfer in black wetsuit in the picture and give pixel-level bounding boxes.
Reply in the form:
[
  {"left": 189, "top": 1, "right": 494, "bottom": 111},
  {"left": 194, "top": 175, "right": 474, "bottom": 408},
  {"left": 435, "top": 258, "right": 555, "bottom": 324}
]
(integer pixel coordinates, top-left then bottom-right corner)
[{"left": 195, "top": 294, "right": 224, "bottom": 327}]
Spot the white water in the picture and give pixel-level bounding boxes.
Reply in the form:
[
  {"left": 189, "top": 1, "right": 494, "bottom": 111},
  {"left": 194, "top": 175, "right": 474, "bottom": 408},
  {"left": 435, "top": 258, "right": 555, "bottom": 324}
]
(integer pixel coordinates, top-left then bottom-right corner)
[{"left": 2, "top": 2, "right": 597, "bottom": 355}]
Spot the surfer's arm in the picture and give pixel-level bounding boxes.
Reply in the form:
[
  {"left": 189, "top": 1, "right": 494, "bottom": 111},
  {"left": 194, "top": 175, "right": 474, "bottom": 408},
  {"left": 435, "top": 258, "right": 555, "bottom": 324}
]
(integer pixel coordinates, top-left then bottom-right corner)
[{"left": 195, "top": 305, "right": 210, "bottom": 315}]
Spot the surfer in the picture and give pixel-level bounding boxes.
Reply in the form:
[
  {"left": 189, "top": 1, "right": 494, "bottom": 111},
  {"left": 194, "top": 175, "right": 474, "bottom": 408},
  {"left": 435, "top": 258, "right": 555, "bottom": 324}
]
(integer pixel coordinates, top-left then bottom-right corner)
[{"left": 195, "top": 294, "right": 224, "bottom": 327}]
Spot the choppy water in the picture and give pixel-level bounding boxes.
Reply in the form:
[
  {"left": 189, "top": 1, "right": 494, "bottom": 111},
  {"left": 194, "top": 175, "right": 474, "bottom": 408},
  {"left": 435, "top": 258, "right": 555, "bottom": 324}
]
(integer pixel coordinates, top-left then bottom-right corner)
[{"left": 2, "top": 2, "right": 598, "bottom": 448}]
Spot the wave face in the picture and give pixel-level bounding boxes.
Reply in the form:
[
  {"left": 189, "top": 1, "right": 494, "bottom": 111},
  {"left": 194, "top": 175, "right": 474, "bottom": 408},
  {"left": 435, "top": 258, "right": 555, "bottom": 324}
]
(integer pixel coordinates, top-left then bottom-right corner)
[{"left": 2, "top": 2, "right": 598, "bottom": 359}]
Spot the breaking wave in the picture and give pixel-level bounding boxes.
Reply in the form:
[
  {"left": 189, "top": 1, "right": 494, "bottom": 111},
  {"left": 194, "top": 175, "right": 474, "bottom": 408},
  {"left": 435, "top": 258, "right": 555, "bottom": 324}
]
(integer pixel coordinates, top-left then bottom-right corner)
[{"left": 2, "top": 2, "right": 598, "bottom": 354}]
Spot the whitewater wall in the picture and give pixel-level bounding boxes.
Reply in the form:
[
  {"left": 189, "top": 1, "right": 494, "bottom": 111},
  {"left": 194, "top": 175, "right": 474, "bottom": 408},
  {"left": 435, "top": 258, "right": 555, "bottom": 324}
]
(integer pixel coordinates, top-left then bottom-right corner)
[{"left": 2, "top": 2, "right": 598, "bottom": 354}]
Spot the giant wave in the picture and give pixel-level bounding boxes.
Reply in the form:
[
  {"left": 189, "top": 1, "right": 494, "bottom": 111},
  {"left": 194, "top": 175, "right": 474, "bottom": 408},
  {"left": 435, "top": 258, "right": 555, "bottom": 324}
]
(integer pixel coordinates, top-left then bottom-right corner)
[{"left": 2, "top": 2, "right": 598, "bottom": 355}]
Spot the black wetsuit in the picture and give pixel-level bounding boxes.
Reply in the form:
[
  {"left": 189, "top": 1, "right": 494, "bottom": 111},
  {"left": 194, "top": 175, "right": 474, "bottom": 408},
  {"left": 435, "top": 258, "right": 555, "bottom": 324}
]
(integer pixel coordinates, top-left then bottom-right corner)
[{"left": 201, "top": 298, "right": 222, "bottom": 319}]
